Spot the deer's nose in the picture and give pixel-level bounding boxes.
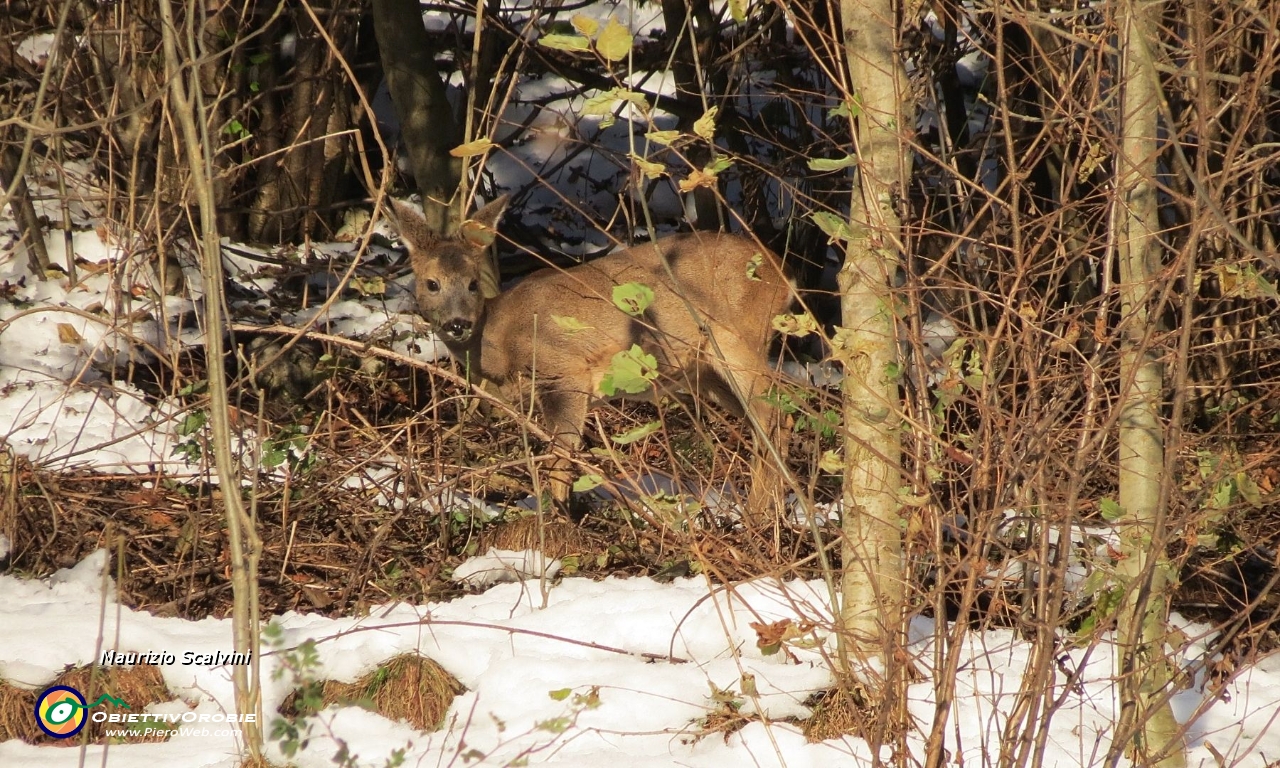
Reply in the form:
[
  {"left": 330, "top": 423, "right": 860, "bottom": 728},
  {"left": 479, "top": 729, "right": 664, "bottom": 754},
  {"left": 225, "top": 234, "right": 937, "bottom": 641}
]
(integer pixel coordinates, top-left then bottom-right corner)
[{"left": 441, "top": 318, "right": 473, "bottom": 341}]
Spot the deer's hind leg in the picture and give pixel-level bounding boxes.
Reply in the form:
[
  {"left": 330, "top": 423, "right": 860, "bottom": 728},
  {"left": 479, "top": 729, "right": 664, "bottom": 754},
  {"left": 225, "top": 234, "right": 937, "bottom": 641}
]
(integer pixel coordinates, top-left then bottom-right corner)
[
  {"left": 536, "top": 385, "right": 591, "bottom": 514},
  {"left": 704, "top": 332, "right": 787, "bottom": 523}
]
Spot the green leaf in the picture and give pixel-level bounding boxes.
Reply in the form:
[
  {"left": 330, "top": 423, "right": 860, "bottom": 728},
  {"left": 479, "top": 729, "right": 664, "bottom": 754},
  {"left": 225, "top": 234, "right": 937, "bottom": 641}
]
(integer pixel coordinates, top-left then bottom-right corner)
[
  {"left": 693, "top": 107, "right": 719, "bottom": 140},
  {"left": 570, "top": 14, "right": 599, "bottom": 36},
  {"left": 830, "top": 98, "right": 862, "bottom": 119},
  {"left": 810, "top": 211, "right": 853, "bottom": 242},
  {"left": 537, "top": 717, "right": 572, "bottom": 733},
  {"left": 645, "top": 130, "right": 680, "bottom": 146},
  {"left": 573, "top": 474, "right": 604, "bottom": 492},
  {"left": 177, "top": 410, "right": 207, "bottom": 437},
  {"left": 746, "top": 252, "right": 763, "bottom": 280},
  {"left": 552, "top": 315, "right": 593, "bottom": 334},
  {"left": 1237, "top": 471, "right": 1263, "bottom": 507},
  {"left": 612, "top": 421, "right": 661, "bottom": 445},
  {"left": 596, "top": 19, "right": 633, "bottom": 62},
  {"left": 808, "top": 155, "right": 858, "bottom": 172},
  {"left": 548, "top": 687, "right": 573, "bottom": 701},
  {"left": 728, "top": 0, "right": 748, "bottom": 22},
  {"left": 704, "top": 156, "right": 734, "bottom": 175},
  {"left": 1099, "top": 497, "right": 1125, "bottom": 522},
  {"left": 599, "top": 345, "right": 658, "bottom": 396},
  {"left": 177, "top": 379, "right": 208, "bottom": 397},
  {"left": 540, "top": 33, "right": 591, "bottom": 52},
  {"left": 612, "top": 282, "right": 655, "bottom": 316}
]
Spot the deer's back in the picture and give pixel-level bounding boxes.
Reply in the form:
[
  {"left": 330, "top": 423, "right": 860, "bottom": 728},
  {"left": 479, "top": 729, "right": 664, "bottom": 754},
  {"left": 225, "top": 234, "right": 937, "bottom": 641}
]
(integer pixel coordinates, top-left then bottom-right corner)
[{"left": 479, "top": 232, "right": 791, "bottom": 387}]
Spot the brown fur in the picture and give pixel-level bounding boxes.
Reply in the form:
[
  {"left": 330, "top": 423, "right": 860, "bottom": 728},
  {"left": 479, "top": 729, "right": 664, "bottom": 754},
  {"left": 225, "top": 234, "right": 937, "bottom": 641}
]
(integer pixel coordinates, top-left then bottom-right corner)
[{"left": 395, "top": 196, "right": 792, "bottom": 516}]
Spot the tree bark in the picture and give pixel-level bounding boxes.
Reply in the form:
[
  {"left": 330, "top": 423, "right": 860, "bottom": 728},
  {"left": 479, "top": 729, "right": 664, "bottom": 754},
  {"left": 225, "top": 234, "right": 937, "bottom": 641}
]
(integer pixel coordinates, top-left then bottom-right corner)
[
  {"left": 371, "top": 0, "right": 462, "bottom": 235},
  {"left": 837, "top": 0, "right": 910, "bottom": 745},
  {"left": 1112, "top": 1, "right": 1185, "bottom": 765}
]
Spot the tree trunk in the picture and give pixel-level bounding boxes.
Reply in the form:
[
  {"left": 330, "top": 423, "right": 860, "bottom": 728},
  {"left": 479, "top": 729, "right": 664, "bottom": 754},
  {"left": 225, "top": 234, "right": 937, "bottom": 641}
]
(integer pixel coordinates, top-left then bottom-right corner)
[
  {"left": 1112, "top": 1, "right": 1185, "bottom": 765},
  {"left": 837, "top": 0, "right": 910, "bottom": 744},
  {"left": 371, "top": 0, "right": 462, "bottom": 235}
]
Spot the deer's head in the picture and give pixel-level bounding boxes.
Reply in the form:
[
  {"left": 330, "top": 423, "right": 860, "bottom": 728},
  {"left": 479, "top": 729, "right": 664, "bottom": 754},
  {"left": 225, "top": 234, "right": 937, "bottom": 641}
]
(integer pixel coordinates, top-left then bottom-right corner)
[{"left": 394, "top": 196, "right": 508, "bottom": 345}]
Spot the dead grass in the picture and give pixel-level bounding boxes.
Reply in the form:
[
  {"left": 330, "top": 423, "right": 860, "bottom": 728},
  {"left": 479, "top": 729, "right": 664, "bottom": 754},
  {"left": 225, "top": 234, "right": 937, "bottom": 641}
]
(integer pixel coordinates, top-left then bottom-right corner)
[
  {"left": 0, "top": 664, "right": 175, "bottom": 745},
  {"left": 2, "top": 355, "right": 838, "bottom": 622},
  {"left": 279, "top": 653, "right": 463, "bottom": 732},
  {"left": 801, "top": 686, "right": 873, "bottom": 743}
]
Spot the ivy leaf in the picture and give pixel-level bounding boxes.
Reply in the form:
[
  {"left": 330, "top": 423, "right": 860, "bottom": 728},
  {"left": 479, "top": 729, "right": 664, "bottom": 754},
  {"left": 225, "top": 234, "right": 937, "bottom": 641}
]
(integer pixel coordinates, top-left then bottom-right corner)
[
  {"left": 612, "top": 421, "right": 661, "bottom": 445},
  {"left": 599, "top": 345, "right": 658, "bottom": 396},
  {"left": 540, "top": 33, "right": 591, "bottom": 52},
  {"left": 595, "top": 19, "right": 634, "bottom": 62},
  {"left": 612, "top": 282, "right": 655, "bottom": 316}
]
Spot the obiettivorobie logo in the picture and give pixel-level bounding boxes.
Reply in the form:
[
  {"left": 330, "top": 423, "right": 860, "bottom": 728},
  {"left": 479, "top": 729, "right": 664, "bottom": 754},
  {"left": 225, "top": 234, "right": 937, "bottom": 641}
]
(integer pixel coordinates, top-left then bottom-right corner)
[
  {"left": 34, "top": 685, "right": 129, "bottom": 739},
  {"left": 33, "top": 683, "right": 257, "bottom": 739}
]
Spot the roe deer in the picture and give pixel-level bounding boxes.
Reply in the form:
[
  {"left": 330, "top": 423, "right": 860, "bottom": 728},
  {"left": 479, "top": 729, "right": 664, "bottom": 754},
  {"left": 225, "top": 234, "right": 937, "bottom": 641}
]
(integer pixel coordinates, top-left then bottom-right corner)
[{"left": 394, "top": 195, "right": 793, "bottom": 518}]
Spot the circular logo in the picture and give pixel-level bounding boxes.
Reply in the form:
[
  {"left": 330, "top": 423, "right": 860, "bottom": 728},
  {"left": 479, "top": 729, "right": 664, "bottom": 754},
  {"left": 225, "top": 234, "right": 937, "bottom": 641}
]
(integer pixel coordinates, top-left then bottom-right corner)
[{"left": 34, "top": 685, "right": 87, "bottom": 739}]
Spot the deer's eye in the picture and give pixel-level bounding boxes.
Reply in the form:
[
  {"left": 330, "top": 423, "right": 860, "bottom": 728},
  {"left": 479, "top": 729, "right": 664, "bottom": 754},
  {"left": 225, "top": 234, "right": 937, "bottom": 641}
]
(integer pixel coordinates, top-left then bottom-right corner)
[
  {"left": 425, "top": 279, "right": 440, "bottom": 292},
  {"left": 468, "top": 279, "right": 479, "bottom": 293}
]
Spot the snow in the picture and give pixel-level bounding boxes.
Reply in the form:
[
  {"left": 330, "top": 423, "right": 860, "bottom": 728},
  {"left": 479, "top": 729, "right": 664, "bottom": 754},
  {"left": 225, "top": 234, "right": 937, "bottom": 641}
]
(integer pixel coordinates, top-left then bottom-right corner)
[{"left": 0, "top": 551, "right": 1278, "bottom": 767}]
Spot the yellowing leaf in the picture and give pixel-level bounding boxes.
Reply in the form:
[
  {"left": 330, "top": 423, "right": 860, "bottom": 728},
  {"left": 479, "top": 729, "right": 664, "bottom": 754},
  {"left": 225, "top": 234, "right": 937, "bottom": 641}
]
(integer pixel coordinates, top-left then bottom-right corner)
[
  {"left": 595, "top": 19, "right": 633, "bottom": 62},
  {"left": 350, "top": 276, "right": 386, "bottom": 296},
  {"left": 571, "top": 14, "right": 599, "bottom": 36},
  {"left": 450, "top": 137, "right": 495, "bottom": 157},
  {"left": 772, "top": 312, "right": 819, "bottom": 337},
  {"left": 630, "top": 154, "right": 666, "bottom": 179},
  {"left": 693, "top": 107, "right": 719, "bottom": 140},
  {"left": 612, "top": 282, "right": 655, "bottom": 316},
  {"left": 540, "top": 33, "right": 591, "bottom": 52},
  {"left": 678, "top": 168, "right": 717, "bottom": 192},
  {"left": 746, "top": 253, "right": 763, "bottom": 280},
  {"left": 818, "top": 450, "right": 843, "bottom": 473},
  {"left": 645, "top": 130, "right": 680, "bottom": 146},
  {"left": 57, "top": 323, "right": 83, "bottom": 344},
  {"left": 728, "top": 0, "right": 748, "bottom": 23},
  {"left": 552, "top": 315, "right": 593, "bottom": 334}
]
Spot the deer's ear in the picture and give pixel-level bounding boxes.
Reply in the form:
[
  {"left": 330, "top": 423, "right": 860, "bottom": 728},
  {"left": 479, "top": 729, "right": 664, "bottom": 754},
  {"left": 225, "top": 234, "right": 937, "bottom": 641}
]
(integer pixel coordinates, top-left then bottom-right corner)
[
  {"left": 478, "top": 256, "right": 501, "bottom": 299},
  {"left": 460, "top": 195, "right": 510, "bottom": 248},
  {"left": 389, "top": 199, "right": 436, "bottom": 249}
]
